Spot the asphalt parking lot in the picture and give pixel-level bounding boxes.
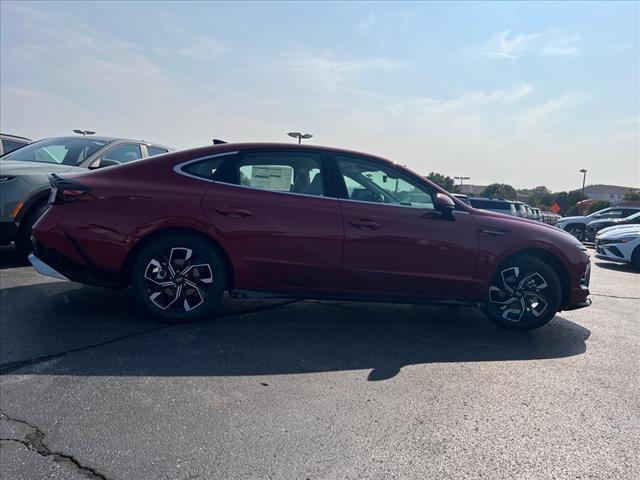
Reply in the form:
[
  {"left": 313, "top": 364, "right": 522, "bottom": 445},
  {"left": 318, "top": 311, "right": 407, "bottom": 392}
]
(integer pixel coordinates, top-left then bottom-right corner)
[{"left": 0, "top": 246, "right": 638, "bottom": 480}]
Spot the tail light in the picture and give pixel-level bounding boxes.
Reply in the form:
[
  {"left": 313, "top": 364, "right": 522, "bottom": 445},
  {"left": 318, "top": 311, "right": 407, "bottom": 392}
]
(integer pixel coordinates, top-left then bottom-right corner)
[{"left": 48, "top": 173, "right": 91, "bottom": 204}]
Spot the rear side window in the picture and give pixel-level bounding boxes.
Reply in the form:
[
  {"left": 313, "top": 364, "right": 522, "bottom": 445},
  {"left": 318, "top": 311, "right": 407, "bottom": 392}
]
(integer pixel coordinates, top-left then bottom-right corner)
[
  {"left": 235, "top": 151, "right": 325, "bottom": 197},
  {"left": 2, "top": 138, "right": 28, "bottom": 154},
  {"left": 147, "top": 146, "right": 168, "bottom": 157},
  {"left": 103, "top": 144, "right": 142, "bottom": 163},
  {"left": 180, "top": 156, "right": 226, "bottom": 180}
]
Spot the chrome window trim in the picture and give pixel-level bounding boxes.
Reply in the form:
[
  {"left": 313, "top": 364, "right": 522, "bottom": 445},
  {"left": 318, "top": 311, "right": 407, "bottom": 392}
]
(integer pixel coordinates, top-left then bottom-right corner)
[
  {"left": 173, "top": 151, "right": 239, "bottom": 182},
  {"left": 212, "top": 180, "right": 338, "bottom": 201}
]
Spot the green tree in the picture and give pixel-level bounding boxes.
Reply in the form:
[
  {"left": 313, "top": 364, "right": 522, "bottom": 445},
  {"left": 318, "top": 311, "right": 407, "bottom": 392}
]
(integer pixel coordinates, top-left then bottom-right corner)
[
  {"left": 426, "top": 172, "right": 459, "bottom": 192},
  {"left": 481, "top": 183, "right": 517, "bottom": 200},
  {"left": 623, "top": 191, "right": 640, "bottom": 201}
]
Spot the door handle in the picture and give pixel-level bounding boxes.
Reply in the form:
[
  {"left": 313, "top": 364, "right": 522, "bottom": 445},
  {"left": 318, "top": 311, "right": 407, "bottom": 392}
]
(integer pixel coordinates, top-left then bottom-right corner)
[
  {"left": 348, "top": 219, "right": 382, "bottom": 230},
  {"left": 214, "top": 206, "right": 253, "bottom": 218}
]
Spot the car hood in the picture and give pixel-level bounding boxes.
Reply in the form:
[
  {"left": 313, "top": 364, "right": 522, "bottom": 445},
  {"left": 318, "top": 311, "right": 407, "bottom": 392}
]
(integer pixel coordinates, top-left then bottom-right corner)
[
  {"left": 0, "top": 160, "right": 83, "bottom": 175},
  {"left": 597, "top": 224, "right": 640, "bottom": 238},
  {"left": 556, "top": 215, "right": 590, "bottom": 224},
  {"left": 473, "top": 207, "right": 579, "bottom": 240}
]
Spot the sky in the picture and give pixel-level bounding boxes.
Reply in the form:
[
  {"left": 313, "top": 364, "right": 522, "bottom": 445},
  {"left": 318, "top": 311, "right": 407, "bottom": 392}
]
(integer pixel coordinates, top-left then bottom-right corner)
[{"left": 1, "top": 1, "right": 638, "bottom": 192}]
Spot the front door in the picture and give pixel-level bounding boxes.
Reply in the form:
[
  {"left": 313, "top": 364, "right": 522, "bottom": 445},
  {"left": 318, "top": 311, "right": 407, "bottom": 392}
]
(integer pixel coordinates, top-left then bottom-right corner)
[{"left": 334, "top": 154, "right": 480, "bottom": 300}]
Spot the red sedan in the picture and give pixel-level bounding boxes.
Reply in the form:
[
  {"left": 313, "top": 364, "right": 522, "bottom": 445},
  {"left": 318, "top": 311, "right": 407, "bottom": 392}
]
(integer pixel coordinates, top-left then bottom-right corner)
[{"left": 30, "top": 143, "right": 591, "bottom": 329}]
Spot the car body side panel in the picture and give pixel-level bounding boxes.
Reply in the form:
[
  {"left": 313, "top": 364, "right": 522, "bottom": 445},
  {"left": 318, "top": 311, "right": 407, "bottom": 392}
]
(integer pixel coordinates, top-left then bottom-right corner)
[
  {"left": 338, "top": 202, "right": 482, "bottom": 299},
  {"left": 201, "top": 182, "right": 344, "bottom": 290}
]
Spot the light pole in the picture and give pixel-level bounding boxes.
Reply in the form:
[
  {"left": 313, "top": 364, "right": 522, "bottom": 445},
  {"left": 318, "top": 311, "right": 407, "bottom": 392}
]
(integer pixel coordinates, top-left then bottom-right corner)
[
  {"left": 454, "top": 176, "right": 470, "bottom": 191},
  {"left": 579, "top": 169, "right": 588, "bottom": 214},
  {"left": 287, "top": 132, "right": 313, "bottom": 144}
]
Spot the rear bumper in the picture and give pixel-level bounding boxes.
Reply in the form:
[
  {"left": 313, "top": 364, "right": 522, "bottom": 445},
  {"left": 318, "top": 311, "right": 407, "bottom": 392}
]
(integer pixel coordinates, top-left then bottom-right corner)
[
  {"left": 28, "top": 253, "right": 68, "bottom": 280},
  {"left": 31, "top": 237, "right": 126, "bottom": 288}
]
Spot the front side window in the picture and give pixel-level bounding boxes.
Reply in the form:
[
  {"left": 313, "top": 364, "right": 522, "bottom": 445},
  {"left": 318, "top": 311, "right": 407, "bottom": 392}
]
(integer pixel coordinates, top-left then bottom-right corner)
[
  {"left": 336, "top": 155, "right": 434, "bottom": 209},
  {"left": 102, "top": 144, "right": 142, "bottom": 163},
  {"left": 235, "top": 151, "right": 325, "bottom": 197},
  {"left": 2, "top": 138, "right": 108, "bottom": 165}
]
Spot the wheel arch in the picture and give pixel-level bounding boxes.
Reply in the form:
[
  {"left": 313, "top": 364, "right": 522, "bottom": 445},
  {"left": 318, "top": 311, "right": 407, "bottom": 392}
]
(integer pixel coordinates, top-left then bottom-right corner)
[
  {"left": 121, "top": 227, "right": 235, "bottom": 290},
  {"left": 495, "top": 247, "right": 571, "bottom": 309}
]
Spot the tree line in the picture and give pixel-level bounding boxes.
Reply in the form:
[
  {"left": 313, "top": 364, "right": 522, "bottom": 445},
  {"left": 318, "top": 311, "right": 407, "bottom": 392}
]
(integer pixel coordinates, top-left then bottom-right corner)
[{"left": 425, "top": 172, "right": 638, "bottom": 215}]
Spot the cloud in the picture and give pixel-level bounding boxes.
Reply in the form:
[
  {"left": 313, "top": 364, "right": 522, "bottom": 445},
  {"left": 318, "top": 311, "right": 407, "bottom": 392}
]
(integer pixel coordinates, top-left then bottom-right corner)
[
  {"left": 518, "top": 94, "right": 584, "bottom": 130},
  {"left": 479, "top": 30, "right": 580, "bottom": 59},
  {"left": 154, "top": 36, "right": 228, "bottom": 60},
  {"left": 279, "top": 54, "right": 404, "bottom": 91},
  {"left": 354, "top": 13, "right": 376, "bottom": 33}
]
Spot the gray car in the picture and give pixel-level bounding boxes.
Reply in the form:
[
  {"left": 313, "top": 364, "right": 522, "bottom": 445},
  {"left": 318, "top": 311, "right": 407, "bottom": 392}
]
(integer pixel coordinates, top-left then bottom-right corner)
[{"left": 0, "top": 135, "right": 172, "bottom": 257}]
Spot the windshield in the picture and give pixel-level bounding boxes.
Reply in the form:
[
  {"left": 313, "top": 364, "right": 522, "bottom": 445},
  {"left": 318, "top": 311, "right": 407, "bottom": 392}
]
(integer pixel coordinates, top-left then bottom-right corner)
[
  {"left": 588, "top": 208, "right": 612, "bottom": 217},
  {"left": 2, "top": 137, "right": 109, "bottom": 165}
]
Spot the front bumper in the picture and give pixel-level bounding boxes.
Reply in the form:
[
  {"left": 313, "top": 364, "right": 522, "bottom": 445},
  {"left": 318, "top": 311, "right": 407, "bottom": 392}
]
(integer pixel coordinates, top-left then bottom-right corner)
[{"left": 594, "top": 240, "right": 629, "bottom": 264}]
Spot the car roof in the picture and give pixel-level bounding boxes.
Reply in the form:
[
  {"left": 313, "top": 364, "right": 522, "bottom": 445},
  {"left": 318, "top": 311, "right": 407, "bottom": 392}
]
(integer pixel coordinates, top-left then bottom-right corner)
[
  {"left": 1, "top": 133, "right": 32, "bottom": 141},
  {"left": 469, "top": 197, "right": 512, "bottom": 203},
  {"left": 33, "top": 136, "right": 172, "bottom": 149}
]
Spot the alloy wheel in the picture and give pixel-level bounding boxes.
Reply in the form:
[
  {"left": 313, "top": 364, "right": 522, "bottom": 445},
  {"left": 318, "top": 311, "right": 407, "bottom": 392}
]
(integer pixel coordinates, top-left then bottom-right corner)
[
  {"left": 488, "top": 266, "right": 550, "bottom": 323},
  {"left": 143, "top": 247, "right": 214, "bottom": 312}
]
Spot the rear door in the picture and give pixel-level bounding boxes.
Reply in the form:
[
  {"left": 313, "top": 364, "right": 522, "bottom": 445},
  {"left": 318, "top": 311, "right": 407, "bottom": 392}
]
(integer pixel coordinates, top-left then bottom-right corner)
[
  {"left": 333, "top": 154, "right": 479, "bottom": 300},
  {"left": 201, "top": 149, "right": 343, "bottom": 290}
]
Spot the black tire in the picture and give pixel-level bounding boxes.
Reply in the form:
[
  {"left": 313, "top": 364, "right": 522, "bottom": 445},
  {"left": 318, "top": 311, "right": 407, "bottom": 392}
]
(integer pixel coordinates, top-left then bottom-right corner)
[
  {"left": 15, "top": 202, "right": 48, "bottom": 259},
  {"left": 130, "top": 234, "right": 227, "bottom": 323},
  {"left": 483, "top": 255, "right": 562, "bottom": 330},
  {"left": 565, "top": 223, "right": 585, "bottom": 242},
  {"left": 631, "top": 246, "right": 640, "bottom": 271}
]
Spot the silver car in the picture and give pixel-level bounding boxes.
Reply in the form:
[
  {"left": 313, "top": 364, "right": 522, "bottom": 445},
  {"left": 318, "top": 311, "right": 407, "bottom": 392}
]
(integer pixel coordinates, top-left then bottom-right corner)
[{"left": 0, "top": 135, "right": 172, "bottom": 257}]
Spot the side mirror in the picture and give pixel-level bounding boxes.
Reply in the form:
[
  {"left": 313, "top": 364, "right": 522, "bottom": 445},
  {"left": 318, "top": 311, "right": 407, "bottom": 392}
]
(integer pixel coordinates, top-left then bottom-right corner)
[{"left": 435, "top": 193, "right": 455, "bottom": 211}]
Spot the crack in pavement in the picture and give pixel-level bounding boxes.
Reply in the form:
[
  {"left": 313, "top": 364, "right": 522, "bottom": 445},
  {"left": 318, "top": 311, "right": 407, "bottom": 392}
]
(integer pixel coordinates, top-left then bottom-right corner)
[
  {"left": 590, "top": 293, "right": 640, "bottom": 300},
  {"left": 0, "top": 410, "right": 108, "bottom": 480},
  {"left": 0, "top": 299, "right": 301, "bottom": 375}
]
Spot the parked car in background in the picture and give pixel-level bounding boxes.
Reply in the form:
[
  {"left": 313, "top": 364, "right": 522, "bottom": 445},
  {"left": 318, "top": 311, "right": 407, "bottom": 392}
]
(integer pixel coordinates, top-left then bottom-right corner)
[
  {"left": 540, "top": 211, "right": 561, "bottom": 225},
  {"left": 0, "top": 135, "right": 172, "bottom": 257},
  {"left": 512, "top": 201, "right": 529, "bottom": 218},
  {"left": 452, "top": 193, "right": 470, "bottom": 205},
  {"left": 468, "top": 197, "right": 516, "bottom": 216},
  {"left": 30, "top": 142, "right": 591, "bottom": 330},
  {"left": 555, "top": 206, "right": 640, "bottom": 242},
  {"left": 595, "top": 225, "right": 640, "bottom": 270},
  {"left": 0, "top": 133, "right": 31, "bottom": 156},
  {"left": 585, "top": 211, "right": 640, "bottom": 243}
]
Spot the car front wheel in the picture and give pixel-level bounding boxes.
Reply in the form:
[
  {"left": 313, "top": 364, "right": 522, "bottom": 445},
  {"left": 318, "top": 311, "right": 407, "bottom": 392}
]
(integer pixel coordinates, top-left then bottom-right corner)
[
  {"left": 483, "top": 256, "right": 562, "bottom": 330},
  {"left": 131, "top": 234, "right": 227, "bottom": 322}
]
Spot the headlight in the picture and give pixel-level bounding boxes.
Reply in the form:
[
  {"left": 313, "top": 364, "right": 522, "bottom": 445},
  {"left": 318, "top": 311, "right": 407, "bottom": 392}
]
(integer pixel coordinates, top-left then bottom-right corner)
[
  {"left": 605, "top": 236, "right": 637, "bottom": 244},
  {"left": 0, "top": 176, "right": 16, "bottom": 182},
  {"left": 575, "top": 243, "right": 587, "bottom": 252}
]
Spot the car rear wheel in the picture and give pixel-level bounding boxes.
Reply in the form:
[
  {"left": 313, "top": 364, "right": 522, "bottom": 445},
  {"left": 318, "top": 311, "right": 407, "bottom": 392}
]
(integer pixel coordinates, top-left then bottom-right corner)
[
  {"left": 131, "top": 235, "right": 227, "bottom": 323},
  {"left": 483, "top": 256, "right": 562, "bottom": 330},
  {"left": 15, "top": 201, "right": 48, "bottom": 260}
]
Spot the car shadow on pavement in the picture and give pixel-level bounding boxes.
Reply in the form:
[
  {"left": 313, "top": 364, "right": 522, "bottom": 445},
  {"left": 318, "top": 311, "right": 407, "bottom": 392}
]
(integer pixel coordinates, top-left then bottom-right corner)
[
  {"left": 1, "top": 282, "right": 591, "bottom": 381},
  {"left": 593, "top": 261, "right": 640, "bottom": 274}
]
